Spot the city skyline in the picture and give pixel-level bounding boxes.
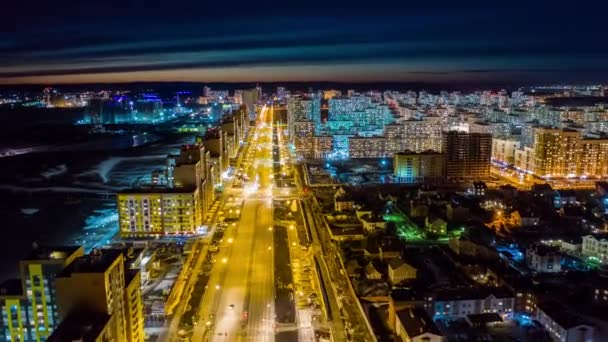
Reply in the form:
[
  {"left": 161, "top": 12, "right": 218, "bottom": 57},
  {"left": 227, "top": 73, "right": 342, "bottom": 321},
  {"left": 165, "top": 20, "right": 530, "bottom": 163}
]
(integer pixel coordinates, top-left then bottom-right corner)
[{"left": 2, "top": 0, "right": 608, "bottom": 85}]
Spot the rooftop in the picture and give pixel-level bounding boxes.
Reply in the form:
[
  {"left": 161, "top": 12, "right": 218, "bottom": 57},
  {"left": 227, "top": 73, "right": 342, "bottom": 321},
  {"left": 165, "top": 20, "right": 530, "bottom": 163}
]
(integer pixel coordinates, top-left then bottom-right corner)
[
  {"left": 58, "top": 249, "right": 123, "bottom": 277},
  {"left": 22, "top": 245, "right": 82, "bottom": 262},
  {"left": 538, "top": 301, "right": 589, "bottom": 329},
  {"left": 432, "top": 286, "right": 513, "bottom": 301},
  {"left": 396, "top": 307, "right": 441, "bottom": 337},
  {"left": 47, "top": 311, "right": 111, "bottom": 342},
  {"left": 118, "top": 185, "right": 197, "bottom": 194}
]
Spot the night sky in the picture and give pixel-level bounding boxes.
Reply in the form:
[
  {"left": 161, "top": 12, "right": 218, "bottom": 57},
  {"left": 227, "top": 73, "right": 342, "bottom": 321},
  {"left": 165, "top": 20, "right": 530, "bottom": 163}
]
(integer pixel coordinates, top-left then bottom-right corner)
[{"left": 1, "top": 0, "right": 607, "bottom": 85}]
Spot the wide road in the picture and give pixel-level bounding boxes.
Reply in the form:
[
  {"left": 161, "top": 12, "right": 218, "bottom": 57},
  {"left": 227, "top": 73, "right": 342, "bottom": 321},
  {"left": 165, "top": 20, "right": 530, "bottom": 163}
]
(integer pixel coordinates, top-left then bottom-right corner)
[{"left": 191, "top": 105, "right": 276, "bottom": 342}]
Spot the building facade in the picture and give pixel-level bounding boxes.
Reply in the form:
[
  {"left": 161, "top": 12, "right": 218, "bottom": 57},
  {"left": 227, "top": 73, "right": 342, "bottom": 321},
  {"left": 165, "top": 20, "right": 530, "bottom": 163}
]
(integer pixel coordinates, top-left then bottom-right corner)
[
  {"left": 443, "top": 131, "right": 492, "bottom": 180},
  {"left": 393, "top": 151, "right": 445, "bottom": 183},
  {"left": 55, "top": 250, "right": 144, "bottom": 342},
  {"left": 0, "top": 246, "right": 84, "bottom": 342}
]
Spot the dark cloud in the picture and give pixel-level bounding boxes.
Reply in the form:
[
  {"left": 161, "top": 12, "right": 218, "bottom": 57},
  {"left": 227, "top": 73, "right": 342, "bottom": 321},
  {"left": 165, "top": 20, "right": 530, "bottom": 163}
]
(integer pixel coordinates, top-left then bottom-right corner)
[{"left": 1, "top": 0, "right": 607, "bottom": 83}]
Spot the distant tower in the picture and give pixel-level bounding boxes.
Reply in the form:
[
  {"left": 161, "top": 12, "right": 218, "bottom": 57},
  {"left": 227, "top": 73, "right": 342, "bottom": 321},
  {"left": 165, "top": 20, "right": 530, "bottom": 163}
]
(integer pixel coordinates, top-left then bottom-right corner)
[{"left": 43, "top": 87, "right": 52, "bottom": 107}]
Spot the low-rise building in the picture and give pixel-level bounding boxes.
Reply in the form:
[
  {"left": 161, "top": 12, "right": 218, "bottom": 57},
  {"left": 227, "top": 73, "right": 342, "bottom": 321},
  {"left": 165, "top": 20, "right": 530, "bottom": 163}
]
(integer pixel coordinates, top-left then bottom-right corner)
[
  {"left": 425, "top": 288, "right": 515, "bottom": 321},
  {"left": 424, "top": 217, "right": 447, "bottom": 235},
  {"left": 365, "top": 262, "right": 383, "bottom": 280},
  {"left": 334, "top": 187, "right": 356, "bottom": 212},
  {"left": 388, "top": 259, "right": 417, "bottom": 285},
  {"left": 536, "top": 302, "right": 594, "bottom": 342},
  {"left": 356, "top": 211, "right": 386, "bottom": 233},
  {"left": 395, "top": 307, "right": 443, "bottom": 342},
  {"left": 526, "top": 244, "right": 562, "bottom": 273},
  {"left": 582, "top": 235, "right": 608, "bottom": 263}
]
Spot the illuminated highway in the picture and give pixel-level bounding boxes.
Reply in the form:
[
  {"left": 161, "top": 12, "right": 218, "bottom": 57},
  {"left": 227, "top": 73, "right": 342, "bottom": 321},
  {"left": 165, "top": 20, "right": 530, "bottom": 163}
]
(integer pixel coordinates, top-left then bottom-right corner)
[{"left": 191, "top": 105, "right": 276, "bottom": 342}]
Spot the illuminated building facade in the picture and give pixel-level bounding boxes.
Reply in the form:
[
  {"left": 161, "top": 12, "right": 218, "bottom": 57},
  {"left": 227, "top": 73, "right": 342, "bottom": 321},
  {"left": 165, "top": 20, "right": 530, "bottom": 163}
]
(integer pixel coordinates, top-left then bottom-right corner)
[
  {"left": 287, "top": 95, "right": 321, "bottom": 158},
  {"left": 313, "top": 136, "right": 333, "bottom": 159},
  {"left": 0, "top": 246, "right": 84, "bottom": 342},
  {"left": 241, "top": 88, "right": 260, "bottom": 120},
  {"left": 118, "top": 144, "right": 213, "bottom": 237},
  {"left": 491, "top": 138, "right": 521, "bottom": 165},
  {"left": 514, "top": 146, "right": 536, "bottom": 173},
  {"left": 348, "top": 137, "right": 387, "bottom": 158},
  {"left": 385, "top": 118, "right": 443, "bottom": 153},
  {"left": 393, "top": 151, "right": 445, "bottom": 183},
  {"left": 321, "top": 96, "right": 395, "bottom": 158},
  {"left": 443, "top": 131, "right": 492, "bottom": 180},
  {"left": 54, "top": 250, "right": 144, "bottom": 342},
  {"left": 533, "top": 128, "right": 581, "bottom": 178},
  {"left": 577, "top": 138, "right": 608, "bottom": 177},
  {"left": 117, "top": 189, "right": 202, "bottom": 237}
]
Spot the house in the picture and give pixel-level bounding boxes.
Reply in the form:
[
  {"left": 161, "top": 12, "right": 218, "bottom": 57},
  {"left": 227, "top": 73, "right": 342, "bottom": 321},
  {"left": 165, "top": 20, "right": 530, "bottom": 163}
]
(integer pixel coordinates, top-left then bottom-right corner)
[
  {"left": 448, "top": 227, "right": 498, "bottom": 260},
  {"left": 582, "top": 234, "right": 608, "bottom": 263},
  {"left": 446, "top": 203, "right": 470, "bottom": 222},
  {"left": 388, "top": 258, "right": 417, "bottom": 285},
  {"left": 395, "top": 307, "right": 443, "bottom": 342},
  {"left": 536, "top": 302, "right": 594, "bottom": 342},
  {"left": 425, "top": 287, "right": 515, "bottom": 321},
  {"left": 356, "top": 210, "right": 387, "bottom": 233},
  {"left": 559, "top": 238, "right": 581, "bottom": 254},
  {"left": 365, "top": 262, "right": 383, "bottom": 280},
  {"left": 471, "top": 181, "right": 487, "bottom": 197},
  {"left": 379, "top": 237, "right": 402, "bottom": 261},
  {"left": 334, "top": 187, "right": 355, "bottom": 212},
  {"left": 424, "top": 216, "right": 447, "bottom": 236},
  {"left": 526, "top": 244, "right": 562, "bottom": 273}
]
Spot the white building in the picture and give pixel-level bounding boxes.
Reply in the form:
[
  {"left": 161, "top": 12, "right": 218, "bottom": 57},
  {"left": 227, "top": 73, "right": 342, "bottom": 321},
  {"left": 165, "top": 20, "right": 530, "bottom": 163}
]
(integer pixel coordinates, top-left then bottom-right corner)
[
  {"left": 426, "top": 289, "right": 514, "bottom": 321},
  {"left": 536, "top": 303, "right": 594, "bottom": 342},
  {"left": 582, "top": 235, "right": 608, "bottom": 263}
]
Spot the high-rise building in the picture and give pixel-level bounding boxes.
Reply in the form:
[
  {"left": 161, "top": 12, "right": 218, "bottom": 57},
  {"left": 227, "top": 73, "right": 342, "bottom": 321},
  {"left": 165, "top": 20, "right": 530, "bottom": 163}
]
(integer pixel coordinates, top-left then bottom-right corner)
[
  {"left": 117, "top": 188, "right": 202, "bottom": 237},
  {"left": 393, "top": 151, "right": 445, "bottom": 183},
  {"left": 241, "top": 88, "right": 260, "bottom": 120},
  {"left": 385, "top": 118, "right": 443, "bottom": 153},
  {"left": 276, "top": 86, "right": 287, "bottom": 101},
  {"left": 53, "top": 249, "right": 144, "bottom": 342},
  {"left": 287, "top": 96, "right": 321, "bottom": 158},
  {"left": 578, "top": 138, "right": 608, "bottom": 177},
  {"left": 117, "top": 143, "right": 213, "bottom": 237},
  {"left": 196, "top": 128, "right": 227, "bottom": 186},
  {"left": 443, "top": 131, "right": 492, "bottom": 180},
  {"left": 491, "top": 138, "right": 521, "bottom": 165},
  {"left": 323, "top": 89, "right": 341, "bottom": 100},
  {"left": 533, "top": 128, "right": 581, "bottom": 178},
  {"left": 0, "top": 245, "right": 84, "bottom": 342}
]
